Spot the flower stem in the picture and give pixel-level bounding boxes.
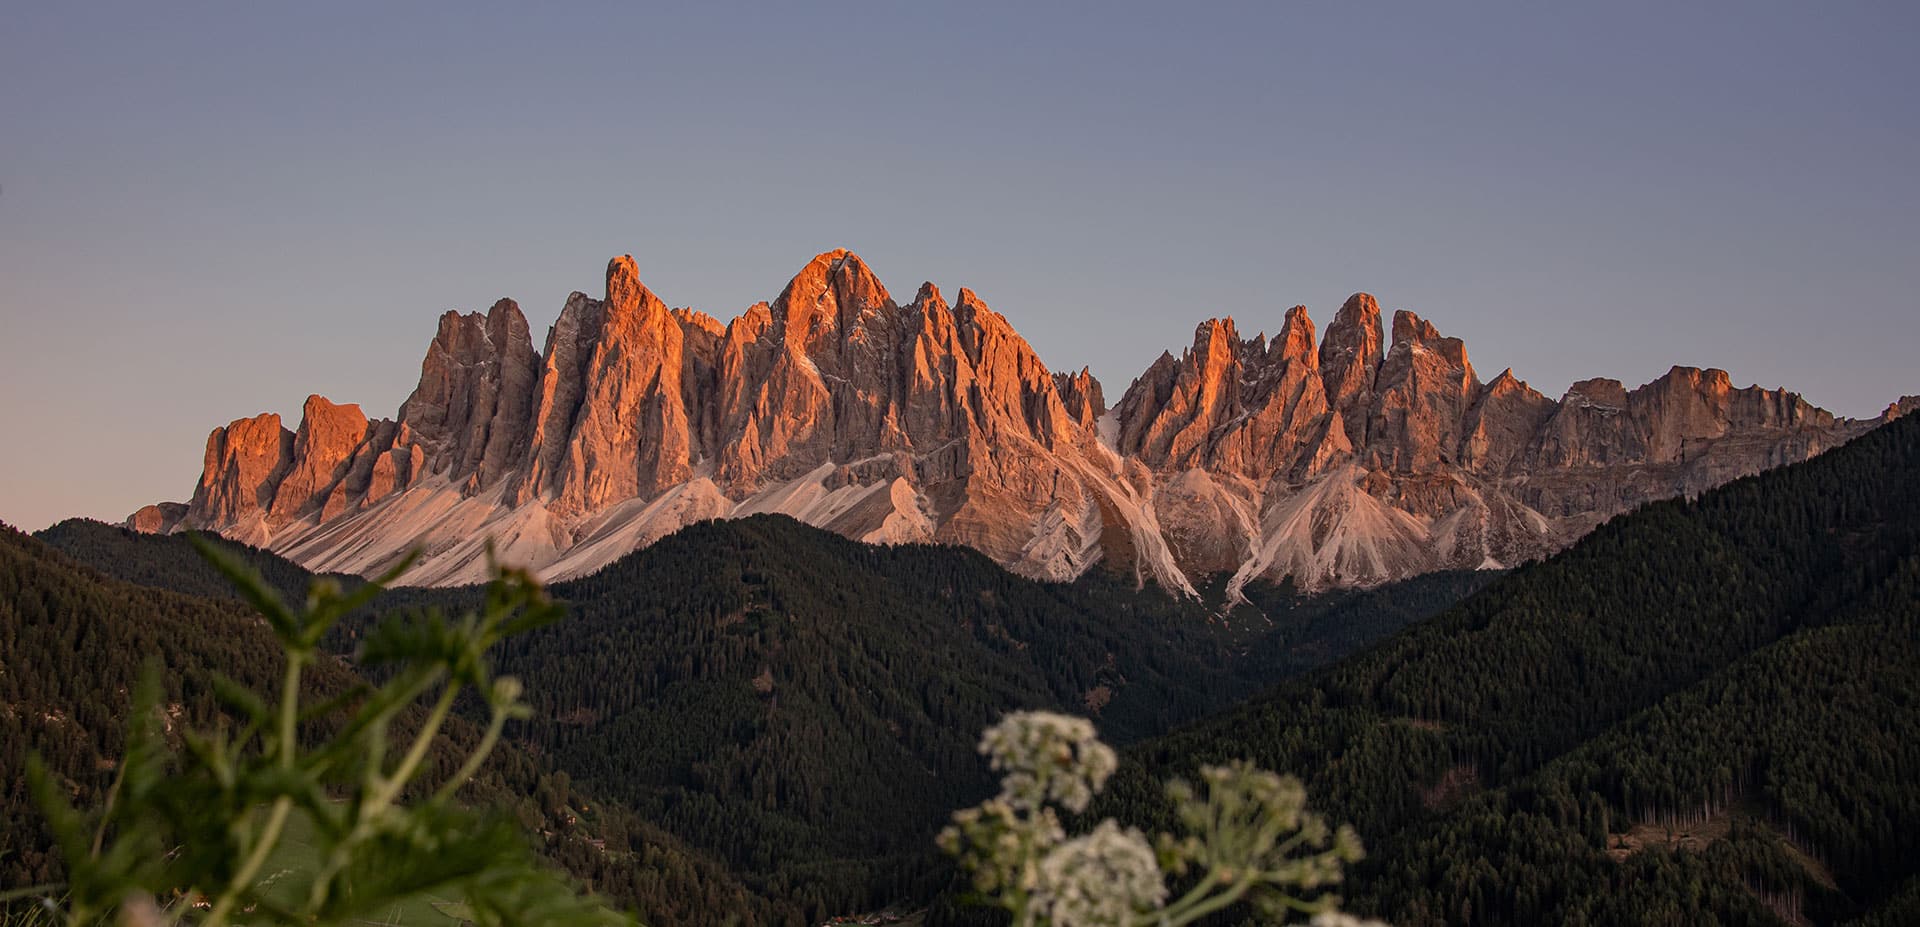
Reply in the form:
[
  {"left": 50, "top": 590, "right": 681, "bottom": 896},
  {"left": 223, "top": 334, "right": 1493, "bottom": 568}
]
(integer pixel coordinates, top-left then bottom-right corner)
[{"left": 203, "top": 652, "right": 304, "bottom": 927}]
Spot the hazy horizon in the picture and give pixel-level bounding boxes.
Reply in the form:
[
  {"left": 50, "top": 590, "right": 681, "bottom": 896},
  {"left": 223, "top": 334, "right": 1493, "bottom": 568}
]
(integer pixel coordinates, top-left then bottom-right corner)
[{"left": 3, "top": 2, "right": 1916, "bottom": 532}]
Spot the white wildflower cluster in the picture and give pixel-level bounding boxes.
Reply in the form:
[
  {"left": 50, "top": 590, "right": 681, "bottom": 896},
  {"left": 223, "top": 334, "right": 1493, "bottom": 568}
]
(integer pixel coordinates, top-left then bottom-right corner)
[
  {"left": 937, "top": 797, "right": 1063, "bottom": 901},
  {"left": 940, "top": 711, "right": 1387, "bottom": 927},
  {"left": 1311, "top": 913, "right": 1393, "bottom": 927},
  {"left": 1033, "top": 820, "right": 1167, "bottom": 927},
  {"left": 979, "top": 710, "right": 1118, "bottom": 813},
  {"left": 940, "top": 712, "right": 1111, "bottom": 908}
]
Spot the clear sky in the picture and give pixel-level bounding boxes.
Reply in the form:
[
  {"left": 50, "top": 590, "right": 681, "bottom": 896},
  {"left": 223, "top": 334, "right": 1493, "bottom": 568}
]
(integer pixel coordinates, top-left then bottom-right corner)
[{"left": 2, "top": 2, "right": 1916, "bottom": 532}]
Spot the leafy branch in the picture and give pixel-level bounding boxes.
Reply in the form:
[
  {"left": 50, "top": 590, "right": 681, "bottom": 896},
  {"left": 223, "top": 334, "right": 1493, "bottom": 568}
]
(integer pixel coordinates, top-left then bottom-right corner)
[{"left": 22, "top": 538, "right": 633, "bottom": 927}]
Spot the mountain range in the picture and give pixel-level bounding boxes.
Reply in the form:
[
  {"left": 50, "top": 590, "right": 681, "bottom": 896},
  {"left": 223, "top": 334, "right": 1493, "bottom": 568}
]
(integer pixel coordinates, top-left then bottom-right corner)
[{"left": 131, "top": 250, "right": 1916, "bottom": 594}]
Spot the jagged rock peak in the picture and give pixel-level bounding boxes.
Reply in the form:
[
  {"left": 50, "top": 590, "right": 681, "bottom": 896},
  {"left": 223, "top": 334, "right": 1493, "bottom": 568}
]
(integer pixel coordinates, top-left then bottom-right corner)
[
  {"left": 181, "top": 411, "right": 294, "bottom": 538},
  {"left": 953, "top": 286, "right": 990, "bottom": 312},
  {"left": 400, "top": 295, "right": 540, "bottom": 491},
  {"left": 1195, "top": 316, "right": 1239, "bottom": 342},
  {"left": 1658, "top": 364, "right": 1731, "bottom": 387},
  {"left": 1566, "top": 377, "right": 1628, "bottom": 407},
  {"left": 775, "top": 249, "right": 894, "bottom": 330},
  {"left": 672, "top": 307, "right": 726, "bottom": 338},
  {"left": 269, "top": 395, "right": 370, "bottom": 519},
  {"left": 421, "top": 298, "right": 532, "bottom": 359},
  {"left": 1391, "top": 309, "right": 1440, "bottom": 344},
  {"left": 1054, "top": 366, "right": 1107, "bottom": 426},
  {"left": 1389, "top": 309, "right": 1471, "bottom": 370},
  {"left": 1323, "top": 293, "right": 1383, "bottom": 359},
  {"left": 604, "top": 254, "right": 668, "bottom": 317},
  {"left": 951, "top": 286, "right": 1032, "bottom": 352},
  {"left": 1272, "top": 305, "right": 1317, "bottom": 362},
  {"left": 1320, "top": 293, "right": 1384, "bottom": 447},
  {"left": 465, "top": 296, "right": 526, "bottom": 328}
]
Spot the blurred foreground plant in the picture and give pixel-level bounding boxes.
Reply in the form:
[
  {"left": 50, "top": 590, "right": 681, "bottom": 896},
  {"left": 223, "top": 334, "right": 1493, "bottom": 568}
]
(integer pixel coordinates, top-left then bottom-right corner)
[
  {"left": 938, "top": 711, "right": 1387, "bottom": 927},
  {"left": 10, "top": 537, "right": 631, "bottom": 927}
]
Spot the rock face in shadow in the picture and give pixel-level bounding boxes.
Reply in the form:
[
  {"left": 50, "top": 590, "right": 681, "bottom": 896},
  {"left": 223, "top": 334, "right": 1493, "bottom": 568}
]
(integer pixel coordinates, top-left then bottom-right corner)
[
  {"left": 400, "top": 298, "right": 541, "bottom": 495},
  {"left": 125, "top": 502, "right": 187, "bottom": 535},
  {"left": 147, "top": 251, "right": 1893, "bottom": 596}
]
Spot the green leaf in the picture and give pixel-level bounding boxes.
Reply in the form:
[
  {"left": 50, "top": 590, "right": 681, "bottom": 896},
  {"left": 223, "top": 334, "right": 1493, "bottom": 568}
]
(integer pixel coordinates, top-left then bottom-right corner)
[
  {"left": 188, "top": 532, "right": 302, "bottom": 643},
  {"left": 24, "top": 756, "right": 91, "bottom": 873},
  {"left": 301, "top": 549, "right": 421, "bottom": 647},
  {"left": 209, "top": 671, "right": 272, "bottom": 728}
]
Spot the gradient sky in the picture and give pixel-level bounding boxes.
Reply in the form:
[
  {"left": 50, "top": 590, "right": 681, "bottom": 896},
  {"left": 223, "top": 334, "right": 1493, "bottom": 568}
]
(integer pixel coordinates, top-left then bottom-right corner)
[{"left": 3, "top": 2, "right": 1916, "bottom": 532}]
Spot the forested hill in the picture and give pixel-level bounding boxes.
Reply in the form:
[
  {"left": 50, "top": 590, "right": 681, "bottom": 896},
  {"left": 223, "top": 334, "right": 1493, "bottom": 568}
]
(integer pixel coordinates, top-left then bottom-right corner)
[
  {"left": 1090, "top": 411, "right": 1920, "bottom": 925},
  {"left": 500, "top": 517, "right": 1256, "bottom": 916},
  {"left": 34, "top": 517, "right": 337, "bottom": 604},
  {"left": 0, "top": 523, "right": 771, "bottom": 927}
]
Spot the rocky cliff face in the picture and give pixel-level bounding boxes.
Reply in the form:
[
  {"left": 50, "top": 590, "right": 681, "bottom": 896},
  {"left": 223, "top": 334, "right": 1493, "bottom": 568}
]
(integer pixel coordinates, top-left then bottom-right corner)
[{"left": 140, "top": 250, "right": 1894, "bottom": 596}]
